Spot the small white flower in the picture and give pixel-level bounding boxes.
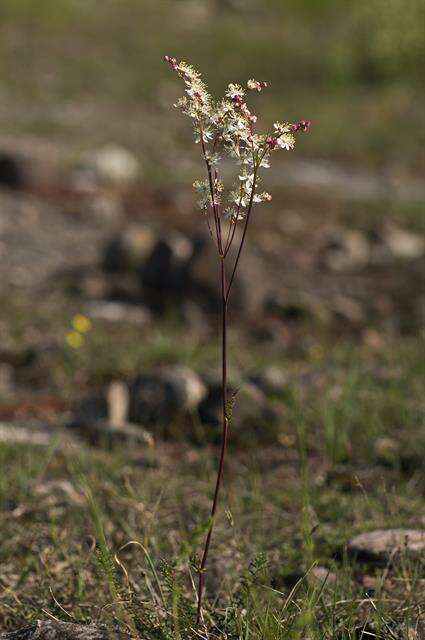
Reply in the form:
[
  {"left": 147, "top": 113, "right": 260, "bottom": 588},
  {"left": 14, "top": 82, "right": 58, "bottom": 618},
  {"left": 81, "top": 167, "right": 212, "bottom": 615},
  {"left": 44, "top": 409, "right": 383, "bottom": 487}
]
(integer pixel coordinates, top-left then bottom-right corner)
[
  {"left": 224, "top": 207, "right": 245, "bottom": 221},
  {"left": 226, "top": 83, "right": 245, "bottom": 100},
  {"left": 277, "top": 133, "right": 295, "bottom": 150}
]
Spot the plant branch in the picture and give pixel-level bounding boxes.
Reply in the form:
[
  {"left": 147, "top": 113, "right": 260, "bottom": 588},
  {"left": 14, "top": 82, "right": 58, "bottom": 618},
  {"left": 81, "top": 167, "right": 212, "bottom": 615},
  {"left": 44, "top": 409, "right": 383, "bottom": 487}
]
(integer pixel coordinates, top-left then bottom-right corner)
[{"left": 196, "top": 257, "right": 228, "bottom": 624}]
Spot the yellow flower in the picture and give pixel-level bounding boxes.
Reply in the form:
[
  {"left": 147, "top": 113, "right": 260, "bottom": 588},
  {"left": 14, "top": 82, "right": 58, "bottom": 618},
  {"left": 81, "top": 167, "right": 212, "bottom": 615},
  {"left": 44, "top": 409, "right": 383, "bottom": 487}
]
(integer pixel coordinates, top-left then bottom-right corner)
[
  {"left": 66, "top": 331, "right": 84, "bottom": 349},
  {"left": 72, "top": 314, "right": 92, "bottom": 334}
]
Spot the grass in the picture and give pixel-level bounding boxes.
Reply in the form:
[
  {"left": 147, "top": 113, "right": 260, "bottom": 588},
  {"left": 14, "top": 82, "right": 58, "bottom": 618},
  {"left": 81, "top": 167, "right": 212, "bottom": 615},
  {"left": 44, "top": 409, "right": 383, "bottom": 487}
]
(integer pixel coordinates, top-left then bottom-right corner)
[
  {"left": 0, "top": 335, "right": 424, "bottom": 636},
  {"left": 0, "top": 0, "right": 424, "bottom": 174},
  {"left": 0, "top": 1, "right": 424, "bottom": 635}
]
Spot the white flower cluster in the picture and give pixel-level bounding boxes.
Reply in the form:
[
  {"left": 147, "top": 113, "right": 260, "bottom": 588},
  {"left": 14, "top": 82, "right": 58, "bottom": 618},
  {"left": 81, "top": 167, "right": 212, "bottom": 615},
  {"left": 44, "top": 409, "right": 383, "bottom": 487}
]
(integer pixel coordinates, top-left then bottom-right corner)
[{"left": 165, "top": 56, "right": 310, "bottom": 234}]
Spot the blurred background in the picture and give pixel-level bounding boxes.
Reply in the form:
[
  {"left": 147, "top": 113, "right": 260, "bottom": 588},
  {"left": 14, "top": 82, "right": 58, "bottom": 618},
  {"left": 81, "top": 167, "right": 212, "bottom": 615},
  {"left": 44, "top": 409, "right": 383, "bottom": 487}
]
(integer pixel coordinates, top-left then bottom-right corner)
[{"left": 0, "top": 0, "right": 424, "bottom": 631}]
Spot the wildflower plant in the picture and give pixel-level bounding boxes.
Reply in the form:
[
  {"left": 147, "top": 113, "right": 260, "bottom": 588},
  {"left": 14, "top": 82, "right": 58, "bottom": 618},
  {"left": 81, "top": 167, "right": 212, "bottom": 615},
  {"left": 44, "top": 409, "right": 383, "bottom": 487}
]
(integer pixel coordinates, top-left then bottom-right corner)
[{"left": 164, "top": 55, "right": 310, "bottom": 624}]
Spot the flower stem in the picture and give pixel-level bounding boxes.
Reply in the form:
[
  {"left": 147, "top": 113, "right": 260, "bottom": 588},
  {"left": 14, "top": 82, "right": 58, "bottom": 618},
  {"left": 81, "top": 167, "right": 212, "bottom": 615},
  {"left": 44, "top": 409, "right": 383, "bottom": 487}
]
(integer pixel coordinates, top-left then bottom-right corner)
[{"left": 196, "top": 256, "right": 228, "bottom": 624}]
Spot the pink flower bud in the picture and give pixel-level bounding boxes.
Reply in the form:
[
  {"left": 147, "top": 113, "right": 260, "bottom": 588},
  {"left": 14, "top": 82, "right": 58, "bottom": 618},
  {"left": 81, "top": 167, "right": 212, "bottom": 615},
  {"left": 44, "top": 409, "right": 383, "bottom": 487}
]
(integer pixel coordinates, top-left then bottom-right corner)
[
  {"left": 266, "top": 136, "right": 278, "bottom": 149},
  {"left": 164, "top": 55, "right": 177, "bottom": 69},
  {"left": 291, "top": 120, "right": 311, "bottom": 133}
]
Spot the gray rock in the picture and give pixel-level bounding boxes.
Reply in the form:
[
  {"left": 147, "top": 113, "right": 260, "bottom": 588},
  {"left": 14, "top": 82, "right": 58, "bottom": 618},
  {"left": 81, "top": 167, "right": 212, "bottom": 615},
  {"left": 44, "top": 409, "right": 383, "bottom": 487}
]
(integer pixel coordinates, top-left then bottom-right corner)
[
  {"left": 33, "top": 479, "right": 84, "bottom": 507},
  {"left": 88, "top": 144, "right": 140, "bottom": 186},
  {"left": 321, "top": 229, "right": 370, "bottom": 272},
  {"left": 0, "top": 422, "right": 53, "bottom": 447},
  {"left": 370, "top": 223, "right": 425, "bottom": 261},
  {"left": 0, "top": 363, "right": 15, "bottom": 397},
  {"left": 84, "top": 301, "right": 151, "bottom": 326},
  {"left": 0, "top": 152, "right": 28, "bottom": 190},
  {"left": 330, "top": 295, "right": 365, "bottom": 324},
  {"left": 264, "top": 291, "right": 329, "bottom": 324},
  {"left": 187, "top": 232, "right": 266, "bottom": 316},
  {"left": 348, "top": 529, "right": 425, "bottom": 564},
  {"left": 249, "top": 366, "right": 289, "bottom": 397},
  {"left": 103, "top": 224, "right": 157, "bottom": 272},
  {"left": 69, "top": 417, "right": 153, "bottom": 448},
  {"left": 0, "top": 619, "right": 126, "bottom": 639},
  {"left": 310, "top": 565, "right": 337, "bottom": 586},
  {"left": 373, "top": 436, "right": 400, "bottom": 467},
  {"left": 70, "top": 381, "right": 153, "bottom": 448},
  {"left": 199, "top": 380, "right": 280, "bottom": 444},
  {"left": 129, "top": 365, "right": 207, "bottom": 427},
  {"left": 140, "top": 229, "right": 194, "bottom": 292}
]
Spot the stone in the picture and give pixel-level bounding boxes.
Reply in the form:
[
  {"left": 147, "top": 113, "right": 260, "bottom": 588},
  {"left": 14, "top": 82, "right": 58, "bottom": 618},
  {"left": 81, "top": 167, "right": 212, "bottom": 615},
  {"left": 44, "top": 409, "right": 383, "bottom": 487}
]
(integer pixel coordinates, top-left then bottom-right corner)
[
  {"left": 70, "top": 381, "right": 153, "bottom": 448},
  {"left": 0, "top": 152, "right": 28, "bottom": 190},
  {"left": 310, "top": 565, "right": 337, "bottom": 585},
  {"left": 249, "top": 366, "right": 289, "bottom": 397},
  {"left": 186, "top": 231, "right": 266, "bottom": 316},
  {"left": 331, "top": 295, "right": 365, "bottom": 324},
  {"left": 348, "top": 529, "right": 425, "bottom": 564},
  {"left": 129, "top": 365, "right": 207, "bottom": 427},
  {"left": 199, "top": 379, "right": 280, "bottom": 444},
  {"left": 69, "top": 416, "right": 153, "bottom": 448},
  {"left": 264, "top": 291, "right": 329, "bottom": 324},
  {"left": 84, "top": 301, "right": 151, "bottom": 326},
  {"left": 0, "top": 363, "right": 14, "bottom": 397},
  {"left": 33, "top": 479, "right": 84, "bottom": 507},
  {"left": 140, "top": 230, "right": 194, "bottom": 293},
  {"left": 321, "top": 229, "right": 370, "bottom": 272},
  {"left": 0, "top": 422, "right": 53, "bottom": 447},
  {"left": 87, "top": 193, "right": 124, "bottom": 222},
  {"left": 88, "top": 144, "right": 140, "bottom": 186},
  {"left": 370, "top": 223, "right": 425, "bottom": 261},
  {"left": 373, "top": 436, "right": 400, "bottom": 467},
  {"left": 103, "top": 224, "right": 157, "bottom": 272},
  {"left": 386, "top": 225, "right": 424, "bottom": 259},
  {"left": 107, "top": 380, "right": 129, "bottom": 425},
  {"left": 0, "top": 619, "right": 126, "bottom": 639}
]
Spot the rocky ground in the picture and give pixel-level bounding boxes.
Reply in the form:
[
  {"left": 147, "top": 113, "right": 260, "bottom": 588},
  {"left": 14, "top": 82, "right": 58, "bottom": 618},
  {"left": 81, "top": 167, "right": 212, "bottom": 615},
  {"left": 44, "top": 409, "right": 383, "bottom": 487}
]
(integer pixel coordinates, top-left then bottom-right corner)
[{"left": 0, "top": 136, "right": 424, "bottom": 638}]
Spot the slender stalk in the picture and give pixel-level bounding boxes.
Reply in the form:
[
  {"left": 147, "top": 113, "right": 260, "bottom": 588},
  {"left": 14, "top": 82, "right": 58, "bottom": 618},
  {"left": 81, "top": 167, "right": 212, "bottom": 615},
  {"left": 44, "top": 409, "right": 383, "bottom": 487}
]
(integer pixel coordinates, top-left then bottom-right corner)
[
  {"left": 196, "top": 167, "right": 258, "bottom": 624},
  {"left": 196, "top": 257, "right": 228, "bottom": 624}
]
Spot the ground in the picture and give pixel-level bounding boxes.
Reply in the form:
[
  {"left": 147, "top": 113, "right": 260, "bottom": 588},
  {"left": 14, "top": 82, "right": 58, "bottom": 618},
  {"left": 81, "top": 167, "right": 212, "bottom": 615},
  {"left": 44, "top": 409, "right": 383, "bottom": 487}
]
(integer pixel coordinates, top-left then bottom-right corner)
[{"left": 0, "top": 1, "right": 424, "bottom": 638}]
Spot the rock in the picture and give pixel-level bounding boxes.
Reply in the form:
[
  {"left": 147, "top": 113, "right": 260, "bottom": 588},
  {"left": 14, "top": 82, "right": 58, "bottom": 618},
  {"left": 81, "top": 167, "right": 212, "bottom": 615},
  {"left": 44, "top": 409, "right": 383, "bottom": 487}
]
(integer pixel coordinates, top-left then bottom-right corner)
[
  {"left": 87, "top": 193, "right": 124, "bottom": 222},
  {"left": 199, "top": 379, "right": 280, "bottom": 444},
  {"left": 310, "top": 565, "right": 337, "bottom": 585},
  {"left": 33, "top": 479, "right": 84, "bottom": 507},
  {"left": 84, "top": 301, "right": 151, "bottom": 326},
  {"left": 370, "top": 223, "right": 425, "bottom": 261},
  {"left": 69, "top": 417, "right": 153, "bottom": 448},
  {"left": 0, "top": 152, "right": 28, "bottom": 190},
  {"left": 373, "top": 436, "right": 400, "bottom": 467},
  {"left": 264, "top": 291, "right": 329, "bottom": 324},
  {"left": 179, "top": 300, "right": 211, "bottom": 336},
  {"left": 0, "top": 619, "right": 125, "bottom": 639},
  {"left": 330, "top": 295, "right": 365, "bottom": 324},
  {"left": 129, "top": 365, "right": 207, "bottom": 427},
  {"left": 321, "top": 229, "right": 370, "bottom": 272},
  {"left": 276, "top": 565, "right": 336, "bottom": 590},
  {"left": 249, "top": 366, "right": 289, "bottom": 397},
  {"left": 0, "top": 363, "right": 15, "bottom": 397},
  {"left": 88, "top": 144, "right": 140, "bottom": 186},
  {"left": 107, "top": 380, "right": 129, "bottom": 425},
  {"left": 103, "top": 224, "right": 157, "bottom": 273},
  {"left": 348, "top": 529, "right": 425, "bottom": 564},
  {"left": 187, "top": 232, "right": 266, "bottom": 316},
  {"left": 388, "top": 225, "right": 425, "bottom": 259},
  {"left": 176, "top": 0, "right": 212, "bottom": 27},
  {"left": 0, "top": 422, "right": 53, "bottom": 446},
  {"left": 70, "top": 381, "right": 153, "bottom": 448},
  {"left": 0, "top": 346, "right": 36, "bottom": 368},
  {"left": 140, "top": 230, "right": 194, "bottom": 292}
]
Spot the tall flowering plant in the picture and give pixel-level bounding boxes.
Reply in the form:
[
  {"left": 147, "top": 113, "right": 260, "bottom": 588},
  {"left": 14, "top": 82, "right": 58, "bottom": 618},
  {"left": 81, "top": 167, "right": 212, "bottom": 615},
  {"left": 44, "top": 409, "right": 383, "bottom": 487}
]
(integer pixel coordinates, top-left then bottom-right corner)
[{"left": 164, "top": 56, "right": 310, "bottom": 624}]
